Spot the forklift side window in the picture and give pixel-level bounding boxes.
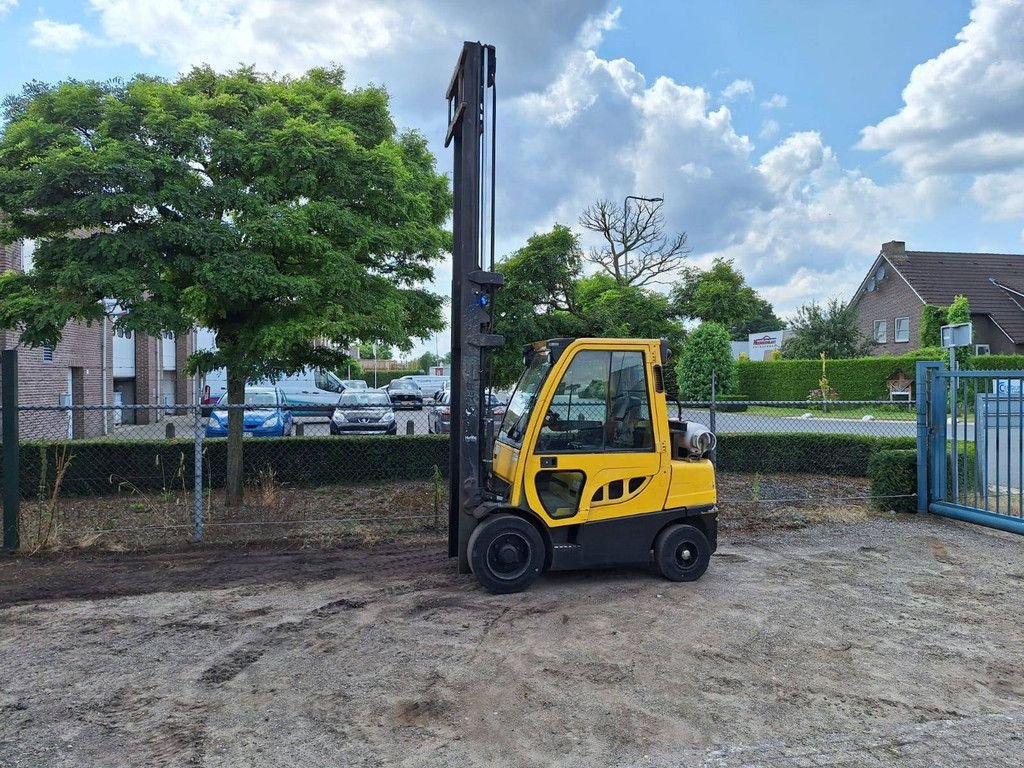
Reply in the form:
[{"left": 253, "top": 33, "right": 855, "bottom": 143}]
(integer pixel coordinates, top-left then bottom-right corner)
[
  {"left": 536, "top": 349, "right": 654, "bottom": 453},
  {"left": 536, "top": 351, "right": 610, "bottom": 452},
  {"left": 499, "top": 350, "right": 551, "bottom": 445}
]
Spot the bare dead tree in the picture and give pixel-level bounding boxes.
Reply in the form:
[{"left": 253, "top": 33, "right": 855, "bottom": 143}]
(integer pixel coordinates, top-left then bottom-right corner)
[{"left": 579, "top": 198, "right": 690, "bottom": 287}]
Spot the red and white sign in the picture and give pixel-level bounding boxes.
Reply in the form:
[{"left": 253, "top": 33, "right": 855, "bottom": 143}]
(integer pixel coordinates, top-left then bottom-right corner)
[{"left": 747, "top": 330, "right": 790, "bottom": 360}]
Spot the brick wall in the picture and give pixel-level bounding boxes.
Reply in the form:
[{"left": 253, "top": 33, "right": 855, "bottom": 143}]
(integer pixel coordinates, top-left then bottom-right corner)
[{"left": 853, "top": 258, "right": 924, "bottom": 355}]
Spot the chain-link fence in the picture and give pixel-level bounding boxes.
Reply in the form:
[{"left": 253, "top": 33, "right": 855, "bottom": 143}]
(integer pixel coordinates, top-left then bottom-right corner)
[{"left": 0, "top": 398, "right": 918, "bottom": 552}]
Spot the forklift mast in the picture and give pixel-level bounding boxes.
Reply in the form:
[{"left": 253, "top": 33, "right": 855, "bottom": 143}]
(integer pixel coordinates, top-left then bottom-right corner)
[{"left": 445, "top": 42, "right": 503, "bottom": 572}]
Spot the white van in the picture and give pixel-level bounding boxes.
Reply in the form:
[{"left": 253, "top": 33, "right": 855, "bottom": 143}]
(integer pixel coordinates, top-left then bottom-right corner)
[
  {"left": 400, "top": 375, "right": 449, "bottom": 402},
  {"left": 202, "top": 367, "right": 346, "bottom": 416}
]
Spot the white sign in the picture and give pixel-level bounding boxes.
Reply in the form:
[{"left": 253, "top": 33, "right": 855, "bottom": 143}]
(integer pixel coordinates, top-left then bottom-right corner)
[
  {"left": 993, "top": 379, "right": 1023, "bottom": 396},
  {"left": 747, "top": 330, "right": 790, "bottom": 360},
  {"left": 940, "top": 322, "right": 972, "bottom": 348}
]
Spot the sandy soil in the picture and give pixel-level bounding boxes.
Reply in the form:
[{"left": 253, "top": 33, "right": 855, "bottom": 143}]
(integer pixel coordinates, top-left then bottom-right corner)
[{"left": 2, "top": 512, "right": 1023, "bottom": 767}]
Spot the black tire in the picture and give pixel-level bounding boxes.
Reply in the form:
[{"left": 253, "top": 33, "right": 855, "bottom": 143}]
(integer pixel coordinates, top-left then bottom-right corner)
[
  {"left": 654, "top": 524, "right": 711, "bottom": 582},
  {"left": 468, "top": 514, "right": 546, "bottom": 594}
]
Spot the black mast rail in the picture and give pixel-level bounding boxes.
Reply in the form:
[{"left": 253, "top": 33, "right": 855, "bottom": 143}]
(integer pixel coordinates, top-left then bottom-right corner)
[{"left": 445, "top": 42, "right": 503, "bottom": 572}]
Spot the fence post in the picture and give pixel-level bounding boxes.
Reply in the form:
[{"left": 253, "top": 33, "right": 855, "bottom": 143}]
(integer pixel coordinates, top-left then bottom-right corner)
[
  {"left": 709, "top": 369, "right": 717, "bottom": 466},
  {"left": 2, "top": 349, "right": 20, "bottom": 551},
  {"left": 192, "top": 403, "right": 204, "bottom": 544}
]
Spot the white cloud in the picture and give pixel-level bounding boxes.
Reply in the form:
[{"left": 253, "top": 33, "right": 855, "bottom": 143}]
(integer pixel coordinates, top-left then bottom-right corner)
[
  {"left": 0, "top": 0, "right": 18, "bottom": 15},
  {"left": 720, "top": 78, "right": 754, "bottom": 101},
  {"left": 30, "top": 20, "right": 90, "bottom": 51},
  {"left": 859, "top": 0, "right": 1024, "bottom": 203},
  {"left": 972, "top": 170, "right": 1024, "bottom": 219},
  {"left": 761, "top": 93, "right": 787, "bottom": 110}
]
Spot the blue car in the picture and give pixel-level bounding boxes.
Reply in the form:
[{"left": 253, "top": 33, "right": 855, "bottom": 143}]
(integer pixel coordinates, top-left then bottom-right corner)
[{"left": 205, "top": 387, "right": 294, "bottom": 438}]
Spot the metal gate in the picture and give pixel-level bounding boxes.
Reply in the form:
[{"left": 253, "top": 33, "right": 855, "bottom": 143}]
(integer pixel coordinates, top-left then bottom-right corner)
[{"left": 917, "top": 361, "right": 1024, "bottom": 534}]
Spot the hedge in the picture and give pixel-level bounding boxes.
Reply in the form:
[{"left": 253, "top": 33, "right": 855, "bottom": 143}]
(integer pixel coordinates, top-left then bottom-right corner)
[
  {"left": 3, "top": 435, "right": 450, "bottom": 498},
  {"left": 2, "top": 432, "right": 915, "bottom": 500},
  {"left": 737, "top": 352, "right": 1024, "bottom": 401},
  {"left": 716, "top": 434, "right": 915, "bottom": 477},
  {"left": 716, "top": 395, "right": 749, "bottom": 412},
  {"left": 868, "top": 449, "right": 917, "bottom": 513}
]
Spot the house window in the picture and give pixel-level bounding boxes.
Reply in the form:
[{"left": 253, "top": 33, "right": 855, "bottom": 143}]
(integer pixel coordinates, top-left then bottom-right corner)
[
  {"left": 976, "top": 344, "right": 991, "bottom": 355},
  {"left": 873, "top": 320, "right": 887, "bottom": 344},
  {"left": 894, "top": 317, "right": 910, "bottom": 343},
  {"left": 42, "top": 346, "right": 53, "bottom": 363}
]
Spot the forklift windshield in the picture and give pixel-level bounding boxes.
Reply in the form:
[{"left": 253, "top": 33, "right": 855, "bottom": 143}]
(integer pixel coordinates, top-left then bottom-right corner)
[{"left": 499, "top": 349, "right": 551, "bottom": 444}]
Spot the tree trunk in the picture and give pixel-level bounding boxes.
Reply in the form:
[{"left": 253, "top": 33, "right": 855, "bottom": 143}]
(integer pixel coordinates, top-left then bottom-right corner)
[{"left": 225, "top": 368, "right": 245, "bottom": 506}]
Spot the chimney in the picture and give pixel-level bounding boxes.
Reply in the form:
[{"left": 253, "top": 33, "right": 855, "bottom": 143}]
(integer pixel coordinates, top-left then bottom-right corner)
[{"left": 880, "top": 241, "right": 906, "bottom": 262}]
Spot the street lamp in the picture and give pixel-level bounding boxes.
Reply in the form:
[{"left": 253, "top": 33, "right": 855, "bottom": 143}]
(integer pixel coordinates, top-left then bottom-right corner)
[{"left": 622, "top": 194, "right": 664, "bottom": 280}]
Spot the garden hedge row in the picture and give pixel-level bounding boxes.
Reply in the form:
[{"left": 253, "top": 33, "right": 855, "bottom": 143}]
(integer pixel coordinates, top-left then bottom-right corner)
[
  {"left": 3, "top": 435, "right": 450, "bottom": 498},
  {"left": 716, "top": 433, "right": 915, "bottom": 477},
  {"left": 737, "top": 353, "right": 1024, "bottom": 401},
  {"left": 867, "top": 449, "right": 917, "bottom": 513},
  {"left": 2, "top": 432, "right": 915, "bottom": 500}
]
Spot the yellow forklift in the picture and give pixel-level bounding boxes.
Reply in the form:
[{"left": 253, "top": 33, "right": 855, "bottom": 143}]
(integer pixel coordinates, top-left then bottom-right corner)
[{"left": 445, "top": 44, "right": 718, "bottom": 594}]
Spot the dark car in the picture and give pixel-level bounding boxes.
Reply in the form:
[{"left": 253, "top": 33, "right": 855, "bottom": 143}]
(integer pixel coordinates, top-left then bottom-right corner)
[
  {"left": 330, "top": 391, "right": 397, "bottom": 435},
  {"left": 429, "top": 391, "right": 504, "bottom": 434},
  {"left": 386, "top": 378, "right": 423, "bottom": 410}
]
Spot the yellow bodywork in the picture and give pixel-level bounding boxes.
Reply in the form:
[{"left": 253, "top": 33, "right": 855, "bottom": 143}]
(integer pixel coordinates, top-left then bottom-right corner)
[{"left": 491, "top": 338, "right": 716, "bottom": 529}]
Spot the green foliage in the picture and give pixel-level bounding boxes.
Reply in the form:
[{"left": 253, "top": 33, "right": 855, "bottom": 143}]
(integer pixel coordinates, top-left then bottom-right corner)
[
  {"left": 718, "top": 434, "right": 915, "bottom": 477},
  {"left": 676, "top": 322, "right": 736, "bottom": 400},
  {"left": 868, "top": 449, "right": 918, "bottom": 513},
  {"left": 782, "top": 298, "right": 874, "bottom": 359},
  {"left": 946, "top": 294, "right": 973, "bottom": 369},
  {"left": 0, "top": 67, "right": 449, "bottom": 378},
  {"left": 4, "top": 436, "right": 450, "bottom": 497},
  {"left": 417, "top": 352, "right": 442, "bottom": 372},
  {"left": 920, "top": 305, "right": 946, "bottom": 347},
  {"left": 736, "top": 350, "right": 971, "bottom": 400},
  {"left": 716, "top": 395, "right": 749, "bottom": 412},
  {"left": 492, "top": 224, "right": 685, "bottom": 387},
  {"left": 672, "top": 258, "right": 782, "bottom": 340},
  {"left": 974, "top": 355, "right": 1024, "bottom": 370}
]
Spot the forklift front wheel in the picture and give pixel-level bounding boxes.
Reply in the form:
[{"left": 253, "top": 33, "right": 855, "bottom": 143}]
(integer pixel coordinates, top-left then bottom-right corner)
[
  {"left": 654, "top": 524, "right": 711, "bottom": 582},
  {"left": 468, "top": 514, "right": 545, "bottom": 594}
]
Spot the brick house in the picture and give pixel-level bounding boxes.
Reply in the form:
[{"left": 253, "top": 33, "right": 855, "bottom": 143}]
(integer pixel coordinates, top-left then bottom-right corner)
[
  {"left": 850, "top": 241, "right": 1024, "bottom": 356},
  {"left": 1, "top": 240, "right": 199, "bottom": 436}
]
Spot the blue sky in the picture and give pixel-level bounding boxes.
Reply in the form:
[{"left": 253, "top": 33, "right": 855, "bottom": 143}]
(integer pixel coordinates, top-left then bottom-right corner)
[{"left": 2, "top": 0, "right": 1023, "bottom": 355}]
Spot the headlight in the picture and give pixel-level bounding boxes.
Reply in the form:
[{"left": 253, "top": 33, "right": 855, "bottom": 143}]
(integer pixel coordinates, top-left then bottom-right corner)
[
  {"left": 380, "top": 411, "right": 395, "bottom": 423},
  {"left": 210, "top": 412, "right": 224, "bottom": 424},
  {"left": 262, "top": 414, "right": 279, "bottom": 427},
  {"left": 332, "top": 409, "right": 346, "bottom": 424}
]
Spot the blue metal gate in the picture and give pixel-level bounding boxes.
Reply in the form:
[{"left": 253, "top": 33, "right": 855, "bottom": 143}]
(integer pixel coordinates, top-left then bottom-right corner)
[{"left": 917, "top": 361, "right": 1024, "bottom": 534}]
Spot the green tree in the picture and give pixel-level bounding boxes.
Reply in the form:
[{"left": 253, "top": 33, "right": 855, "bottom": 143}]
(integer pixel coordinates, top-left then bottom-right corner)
[
  {"left": 492, "top": 225, "right": 685, "bottom": 386},
  {"left": 946, "top": 294, "right": 973, "bottom": 369},
  {"left": 0, "top": 67, "right": 449, "bottom": 504},
  {"left": 676, "top": 322, "right": 736, "bottom": 400},
  {"left": 782, "top": 299, "right": 874, "bottom": 360},
  {"left": 672, "top": 258, "right": 782, "bottom": 340},
  {"left": 417, "top": 351, "right": 441, "bottom": 372}
]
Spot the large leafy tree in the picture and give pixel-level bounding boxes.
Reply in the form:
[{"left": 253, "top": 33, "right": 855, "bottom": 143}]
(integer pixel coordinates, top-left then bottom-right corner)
[
  {"left": 675, "top": 322, "right": 736, "bottom": 400},
  {"left": 782, "top": 299, "right": 874, "bottom": 360},
  {"left": 492, "top": 225, "right": 684, "bottom": 387},
  {"left": 0, "top": 66, "right": 450, "bottom": 504},
  {"left": 672, "top": 258, "right": 782, "bottom": 339}
]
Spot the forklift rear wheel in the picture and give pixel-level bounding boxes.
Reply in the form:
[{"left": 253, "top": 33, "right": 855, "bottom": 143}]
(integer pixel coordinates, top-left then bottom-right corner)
[
  {"left": 468, "top": 514, "right": 545, "bottom": 594},
  {"left": 654, "top": 524, "right": 711, "bottom": 582}
]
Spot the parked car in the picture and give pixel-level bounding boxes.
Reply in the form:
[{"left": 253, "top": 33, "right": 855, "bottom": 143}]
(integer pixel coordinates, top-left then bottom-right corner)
[
  {"left": 205, "top": 387, "right": 293, "bottom": 438},
  {"left": 330, "top": 390, "right": 397, "bottom": 435},
  {"left": 429, "top": 391, "right": 504, "bottom": 434},
  {"left": 339, "top": 379, "right": 369, "bottom": 391},
  {"left": 202, "top": 366, "right": 345, "bottom": 416},
  {"left": 399, "top": 375, "right": 448, "bottom": 403},
  {"left": 386, "top": 378, "right": 423, "bottom": 409}
]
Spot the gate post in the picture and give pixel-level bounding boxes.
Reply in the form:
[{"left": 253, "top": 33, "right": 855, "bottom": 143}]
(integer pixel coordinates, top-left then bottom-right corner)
[
  {"left": 2, "top": 349, "right": 20, "bottom": 550},
  {"left": 917, "top": 361, "right": 943, "bottom": 514}
]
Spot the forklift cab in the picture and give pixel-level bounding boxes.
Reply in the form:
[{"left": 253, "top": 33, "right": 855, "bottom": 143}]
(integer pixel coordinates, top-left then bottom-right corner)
[{"left": 470, "top": 337, "right": 718, "bottom": 593}]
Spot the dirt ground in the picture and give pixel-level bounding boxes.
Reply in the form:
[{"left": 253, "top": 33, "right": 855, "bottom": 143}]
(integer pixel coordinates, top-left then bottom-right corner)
[{"left": 2, "top": 511, "right": 1024, "bottom": 767}]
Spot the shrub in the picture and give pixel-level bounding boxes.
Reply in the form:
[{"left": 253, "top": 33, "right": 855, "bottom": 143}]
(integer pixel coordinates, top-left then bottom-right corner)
[
  {"left": 6, "top": 435, "right": 451, "bottom": 498},
  {"left": 353, "top": 369, "right": 422, "bottom": 387},
  {"left": 677, "top": 322, "right": 736, "bottom": 400},
  {"left": 717, "top": 434, "right": 915, "bottom": 477},
  {"left": 868, "top": 449, "right": 917, "bottom": 513}
]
